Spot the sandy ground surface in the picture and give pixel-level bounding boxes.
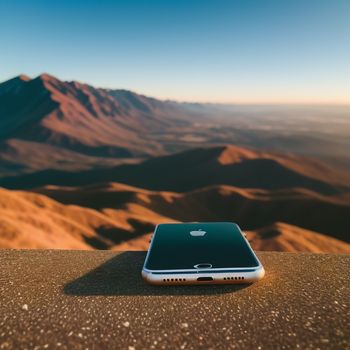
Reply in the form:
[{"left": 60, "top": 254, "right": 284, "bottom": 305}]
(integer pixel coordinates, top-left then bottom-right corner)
[{"left": 0, "top": 250, "right": 349, "bottom": 349}]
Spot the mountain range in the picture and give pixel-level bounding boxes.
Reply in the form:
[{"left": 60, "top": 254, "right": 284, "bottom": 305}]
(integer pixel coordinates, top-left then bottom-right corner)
[
  {"left": 1, "top": 74, "right": 350, "bottom": 176},
  {"left": 0, "top": 73, "right": 199, "bottom": 176},
  {"left": 0, "top": 184, "right": 349, "bottom": 253},
  {"left": 0, "top": 73, "right": 349, "bottom": 252}
]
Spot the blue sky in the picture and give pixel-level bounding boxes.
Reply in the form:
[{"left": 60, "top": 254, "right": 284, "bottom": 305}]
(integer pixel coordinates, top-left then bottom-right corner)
[{"left": 1, "top": 0, "right": 349, "bottom": 103}]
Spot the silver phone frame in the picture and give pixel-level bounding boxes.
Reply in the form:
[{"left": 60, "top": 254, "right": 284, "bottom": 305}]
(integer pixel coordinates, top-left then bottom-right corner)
[{"left": 142, "top": 222, "right": 265, "bottom": 285}]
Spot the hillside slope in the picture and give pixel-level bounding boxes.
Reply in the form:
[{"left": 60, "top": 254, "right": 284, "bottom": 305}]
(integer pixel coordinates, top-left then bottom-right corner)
[
  {"left": 0, "top": 74, "right": 199, "bottom": 175},
  {"left": 3, "top": 144, "right": 349, "bottom": 195},
  {"left": 0, "top": 186, "right": 172, "bottom": 250},
  {"left": 34, "top": 181, "right": 350, "bottom": 242},
  {"left": 1, "top": 186, "right": 349, "bottom": 252}
]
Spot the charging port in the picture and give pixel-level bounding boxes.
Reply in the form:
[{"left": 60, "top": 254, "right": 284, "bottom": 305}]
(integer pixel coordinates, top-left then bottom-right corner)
[{"left": 197, "top": 277, "right": 213, "bottom": 281}]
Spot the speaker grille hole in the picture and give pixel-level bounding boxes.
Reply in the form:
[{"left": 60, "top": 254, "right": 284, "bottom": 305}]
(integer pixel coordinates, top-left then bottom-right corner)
[
  {"left": 163, "top": 278, "right": 187, "bottom": 282},
  {"left": 222, "top": 276, "right": 245, "bottom": 281}
]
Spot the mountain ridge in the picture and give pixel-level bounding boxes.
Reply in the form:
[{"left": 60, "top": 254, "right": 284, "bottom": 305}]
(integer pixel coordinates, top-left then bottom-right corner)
[
  {"left": 32, "top": 180, "right": 350, "bottom": 242},
  {"left": 0, "top": 73, "right": 200, "bottom": 164},
  {"left": 1, "top": 73, "right": 350, "bottom": 177},
  {"left": 0, "top": 184, "right": 350, "bottom": 253},
  {"left": 2, "top": 144, "right": 348, "bottom": 195},
  {"left": 1, "top": 185, "right": 349, "bottom": 252}
]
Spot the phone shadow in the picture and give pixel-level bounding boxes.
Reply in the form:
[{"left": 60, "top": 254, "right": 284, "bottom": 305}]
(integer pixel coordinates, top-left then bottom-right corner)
[{"left": 63, "top": 252, "right": 249, "bottom": 296}]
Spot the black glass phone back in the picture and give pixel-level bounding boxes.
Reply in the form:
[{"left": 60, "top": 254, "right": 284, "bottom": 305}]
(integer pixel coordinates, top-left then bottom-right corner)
[{"left": 145, "top": 222, "right": 259, "bottom": 270}]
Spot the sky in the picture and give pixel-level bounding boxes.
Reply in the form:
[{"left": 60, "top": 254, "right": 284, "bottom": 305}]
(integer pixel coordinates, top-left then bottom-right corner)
[{"left": 1, "top": 0, "right": 349, "bottom": 104}]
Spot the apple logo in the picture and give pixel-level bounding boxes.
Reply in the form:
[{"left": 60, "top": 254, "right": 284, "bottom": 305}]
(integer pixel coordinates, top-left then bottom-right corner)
[{"left": 190, "top": 229, "right": 207, "bottom": 237}]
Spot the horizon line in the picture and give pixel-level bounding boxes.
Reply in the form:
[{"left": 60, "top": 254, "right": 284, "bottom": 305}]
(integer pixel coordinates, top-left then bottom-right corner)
[{"left": 1, "top": 72, "right": 350, "bottom": 107}]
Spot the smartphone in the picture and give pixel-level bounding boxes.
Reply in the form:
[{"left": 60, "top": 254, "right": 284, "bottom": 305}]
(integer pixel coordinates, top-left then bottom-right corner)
[{"left": 142, "top": 222, "right": 265, "bottom": 285}]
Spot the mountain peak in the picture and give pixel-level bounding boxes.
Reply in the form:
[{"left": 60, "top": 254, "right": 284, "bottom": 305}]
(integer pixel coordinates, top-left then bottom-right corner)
[
  {"left": 217, "top": 144, "right": 260, "bottom": 165},
  {"left": 18, "top": 74, "right": 31, "bottom": 82},
  {"left": 36, "top": 73, "right": 59, "bottom": 83},
  {"left": 0, "top": 74, "right": 32, "bottom": 95},
  {"left": 0, "top": 74, "right": 31, "bottom": 86}
]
